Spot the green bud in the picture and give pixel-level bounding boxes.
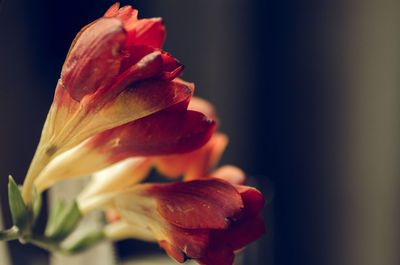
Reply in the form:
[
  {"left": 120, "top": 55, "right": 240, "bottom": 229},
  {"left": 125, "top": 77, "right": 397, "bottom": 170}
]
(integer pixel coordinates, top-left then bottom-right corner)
[
  {"left": 32, "top": 187, "right": 42, "bottom": 225},
  {"left": 8, "top": 175, "right": 28, "bottom": 231},
  {"left": 46, "top": 199, "right": 66, "bottom": 231},
  {"left": 45, "top": 200, "right": 82, "bottom": 241},
  {"left": 63, "top": 229, "right": 105, "bottom": 254}
]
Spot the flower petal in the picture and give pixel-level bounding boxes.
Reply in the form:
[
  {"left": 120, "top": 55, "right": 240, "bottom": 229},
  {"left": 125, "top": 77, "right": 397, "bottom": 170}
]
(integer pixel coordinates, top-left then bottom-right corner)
[
  {"left": 188, "top": 97, "right": 217, "bottom": 121},
  {"left": 209, "top": 165, "right": 246, "bottom": 185},
  {"left": 34, "top": 110, "right": 214, "bottom": 194},
  {"left": 235, "top": 185, "right": 265, "bottom": 216},
  {"left": 104, "top": 4, "right": 138, "bottom": 45},
  {"left": 196, "top": 245, "right": 234, "bottom": 265},
  {"left": 77, "top": 158, "right": 152, "bottom": 214},
  {"left": 40, "top": 80, "right": 81, "bottom": 145},
  {"left": 131, "top": 18, "right": 166, "bottom": 48},
  {"left": 104, "top": 4, "right": 165, "bottom": 48},
  {"left": 33, "top": 141, "right": 109, "bottom": 194},
  {"left": 104, "top": 220, "right": 156, "bottom": 242},
  {"left": 196, "top": 187, "right": 265, "bottom": 265},
  {"left": 154, "top": 133, "right": 228, "bottom": 180},
  {"left": 144, "top": 179, "right": 243, "bottom": 229},
  {"left": 114, "top": 187, "right": 210, "bottom": 260},
  {"left": 163, "top": 78, "right": 194, "bottom": 111},
  {"left": 86, "top": 110, "right": 216, "bottom": 163},
  {"left": 106, "top": 180, "right": 264, "bottom": 263},
  {"left": 88, "top": 50, "right": 164, "bottom": 105},
  {"left": 159, "top": 51, "right": 184, "bottom": 80},
  {"left": 62, "top": 78, "right": 193, "bottom": 152},
  {"left": 158, "top": 240, "right": 186, "bottom": 263},
  {"left": 118, "top": 46, "right": 183, "bottom": 81},
  {"left": 61, "top": 18, "right": 126, "bottom": 101}
]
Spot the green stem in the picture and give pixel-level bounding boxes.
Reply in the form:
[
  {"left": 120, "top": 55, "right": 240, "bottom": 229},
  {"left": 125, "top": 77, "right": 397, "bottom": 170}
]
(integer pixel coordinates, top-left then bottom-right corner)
[
  {"left": 0, "top": 226, "right": 19, "bottom": 241},
  {"left": 25, "top": 236, "right": 65, "bottom": 254}
]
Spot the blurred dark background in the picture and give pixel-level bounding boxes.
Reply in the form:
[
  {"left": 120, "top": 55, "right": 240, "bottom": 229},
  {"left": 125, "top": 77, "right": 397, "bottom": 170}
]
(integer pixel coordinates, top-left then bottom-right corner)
[{"left": 1, "top": 0, "right": 399, "bottom": 265}]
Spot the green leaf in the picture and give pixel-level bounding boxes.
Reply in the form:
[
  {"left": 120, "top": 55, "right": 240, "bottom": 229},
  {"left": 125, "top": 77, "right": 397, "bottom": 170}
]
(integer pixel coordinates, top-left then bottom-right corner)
[
  {"left": 32, "top": 187, "right": 42, "bottom": 225},
  {"left": 8, "top": 175, "right": 28, "bottom": 231},
  {"left": 45, "top": 200, "right": 82, "bottom": 241},
  {"left": 63, "top": 229, "right": 105, "bottom": 254},
  {"left": 45, "top": 199, "right": 66, "bottom": 234}
]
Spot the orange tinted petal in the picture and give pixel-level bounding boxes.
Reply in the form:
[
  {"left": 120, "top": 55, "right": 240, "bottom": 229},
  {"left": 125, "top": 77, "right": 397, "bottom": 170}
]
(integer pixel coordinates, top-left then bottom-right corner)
[
  {"left": 86, "top": 110, "right": 215, "bottom": 163},
  {"left": 159, "top": 240, "right": 185, "bottom": 263},
  {"left": 154, "top": 133, "right": 228, "bottom": 180},
  {"left": 129, "top": 18, "right": 166, "bottom": 48},
  {"left": 210, "top": 165, "right": 246, "bottom": 185},
  {"left": 188, "top": 97, "right": 217, "bottom": 121},
  {"left": 62, "top": 79, "right": 192, "bottom": 152},
  {"left": 103, "top": 2, "right": 121, "bottom": 17},
  {"left": 145, "top": 179, "right": 243, "bottom": 229}
]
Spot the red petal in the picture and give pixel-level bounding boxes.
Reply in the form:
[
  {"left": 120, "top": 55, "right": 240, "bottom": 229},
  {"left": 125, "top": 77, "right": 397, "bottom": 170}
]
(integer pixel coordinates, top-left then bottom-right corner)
[
  {"left": 89, "top": 51, "right": 164, "bottom": 105},
  {"left": 159, "top": 240, "right": 185, "bottom": 263},
  {"left": 104, "top": 4, "right": 165, "bottom": 49},
  {"left": 103, "top": 3, "right": 121, "bottom": 17},
  {"left": 129, "top": 18, "right": 166, "bottom": 48},
  {"left": 196, "top": 191, "right": 265, "bottom": 264},
  {"left": 211, "top": 213, "right": 265, "bottom": 252},
  {"left": 114, "top": 51, "right": 163, "bottom": 91},
  {"left": 119, "top": 45, "right": 156, "bottom": 74},
  {"left": 120, "top": 46, "right": 183, "bottom": 81},
  {"left": 162, "top": 226, "right": 210, "bottom": 260},
  {"left": 115, "top": 185, "right": 211, "bottom": 260},
  {"left": 146, "top": 179, "right": 243, "bottom": 229},
  {"left": 75, "top": 78, "right": 193, "bottom": 146},
  {"left": 61, "top": 18, "right": 126, "bottom": 101},
  {"left": 159, "top": 51, "right": 184, "bottom": 80},
  {"left": 104, "top": 5, "right": 138, "bottom": 24},
  {"left": 196, "top": 245, "right": 234, "bottom": 265},
  {"left": 163, "top": 79, "right": 194, "bottom": 111},
  {"left": 86, "top": 110, "right": 216, "bottom": 162},
  {"left": 236, "top": 186, "right": 265, "bottom": 216},
  {"left": 153, "top": 133, "right": 228, "bottom": 180},
  {"left": 104, "top": 4, "right": 139, "bottom": 45},
  {"left": 195, "top": 214, "right": 264, "bottom": 265}
]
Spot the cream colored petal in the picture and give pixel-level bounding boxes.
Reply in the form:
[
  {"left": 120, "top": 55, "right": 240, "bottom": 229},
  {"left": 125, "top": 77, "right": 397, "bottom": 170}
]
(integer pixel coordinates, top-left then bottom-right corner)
[
  {"left": 34, "top": 141, "right": 108, "bottom": 194},
  {"left": 77, "top": 157, "right": 152, "bottom": 214},
  {"left": 104, "top": 220, "right": 156, "bottom": 242},
  {"left": 61, "top": 79, "right": 192, "bottom": 153}
]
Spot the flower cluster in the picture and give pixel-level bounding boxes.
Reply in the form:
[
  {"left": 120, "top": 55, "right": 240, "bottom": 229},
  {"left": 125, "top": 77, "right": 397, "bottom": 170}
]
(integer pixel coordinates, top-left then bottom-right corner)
[{"left": 18, "top": 3, "right": 265, "bottom": 265}]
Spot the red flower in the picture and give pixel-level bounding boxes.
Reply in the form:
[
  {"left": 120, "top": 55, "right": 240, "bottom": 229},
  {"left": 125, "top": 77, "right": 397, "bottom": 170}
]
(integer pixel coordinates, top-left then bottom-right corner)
[
  {"left": 22, "top": 3, "right": 196, "bottom": 203},
  {"left": 153, "top": 97, "right": 231, "bottom": 181},
  {"left": 104, "top": 178, "right": 265, "bottom": 265},
  {"left": 35, "top": 110, "right": 215, "bottom": 193}
]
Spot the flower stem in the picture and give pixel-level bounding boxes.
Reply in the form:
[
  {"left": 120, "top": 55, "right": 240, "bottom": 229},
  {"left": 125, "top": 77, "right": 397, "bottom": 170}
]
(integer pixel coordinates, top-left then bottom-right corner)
[
  {"left": 25, "top": 236, "right": 63, "bottom": 253},
  {"left": 0, "top": 226, "right": 19, "bottom": 241}
]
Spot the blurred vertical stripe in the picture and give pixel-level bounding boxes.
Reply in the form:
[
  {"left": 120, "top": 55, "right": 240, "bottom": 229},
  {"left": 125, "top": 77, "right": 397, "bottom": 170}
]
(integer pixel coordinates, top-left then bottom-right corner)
[
  {"left": 338, "top": 1, "right": 400, "bottom": 265},
  {"left": 0, "top": 204, "right": 11, "bottom": 265}
]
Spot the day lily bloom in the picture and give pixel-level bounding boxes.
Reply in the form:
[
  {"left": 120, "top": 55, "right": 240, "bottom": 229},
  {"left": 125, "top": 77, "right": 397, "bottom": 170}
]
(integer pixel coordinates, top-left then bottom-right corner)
[{"left": 22, "top": 3, "right": 192, "bottom": 203}]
